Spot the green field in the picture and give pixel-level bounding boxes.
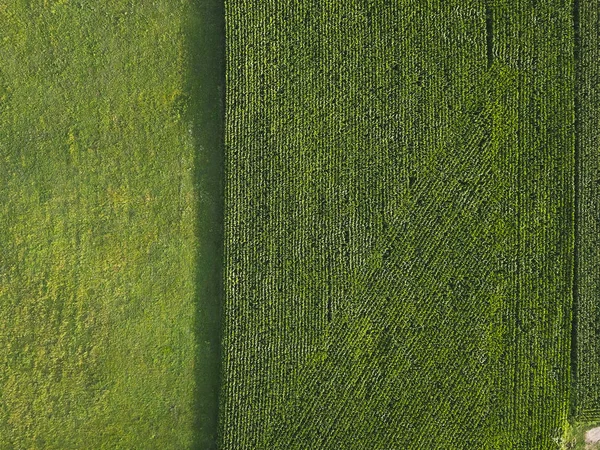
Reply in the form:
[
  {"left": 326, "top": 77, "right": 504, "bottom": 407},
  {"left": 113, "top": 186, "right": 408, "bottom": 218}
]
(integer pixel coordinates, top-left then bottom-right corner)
[
  {"left": 2, "top": 1, "right": 600, "bottom": 449},
  {"left": 574, "top": 0, "right": 600, "bottom": 425},
  {"left": 221, "top": 1, "right": 575, "bottom": 448},
  {"left": 0, "top": 1, "right": 223, "bottom": 448}
]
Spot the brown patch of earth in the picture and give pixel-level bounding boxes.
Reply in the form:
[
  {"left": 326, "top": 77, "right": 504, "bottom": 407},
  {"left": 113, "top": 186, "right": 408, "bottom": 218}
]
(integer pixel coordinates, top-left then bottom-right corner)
[{"left": 586, "top": 427, "right": 600, "bottom": 449}]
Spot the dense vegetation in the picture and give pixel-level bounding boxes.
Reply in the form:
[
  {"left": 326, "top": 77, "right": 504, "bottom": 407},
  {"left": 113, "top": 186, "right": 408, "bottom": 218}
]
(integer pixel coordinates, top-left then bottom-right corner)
[
  {"left": 3, "top": 1, "right": 599, "bottom": 448},
  {"left": 0, "top": 1, "right": 224, "bottom": 448},
  {"left": 221, "top": 1, "right": 574, "bottom": 448},
  {"left": 574, "top": 0, "right": 600, "bottom": 425}
]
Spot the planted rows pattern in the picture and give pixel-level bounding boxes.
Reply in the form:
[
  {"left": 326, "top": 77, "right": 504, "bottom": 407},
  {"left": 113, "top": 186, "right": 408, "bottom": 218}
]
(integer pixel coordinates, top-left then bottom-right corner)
[
  {"left": 222, "top": 0, "right": 574, "bottom": 448},
  {"left": 575, "top": 0, "right": 600, "bottom": 421}
]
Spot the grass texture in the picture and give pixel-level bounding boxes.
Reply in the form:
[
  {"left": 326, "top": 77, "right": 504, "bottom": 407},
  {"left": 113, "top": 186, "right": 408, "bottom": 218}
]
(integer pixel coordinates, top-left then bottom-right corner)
[
  {"left": 221, "top": 1, "right": 574, "bottom": 448},
  {"left": 0, "top": 1, "right": 224, "bottom": 448}
]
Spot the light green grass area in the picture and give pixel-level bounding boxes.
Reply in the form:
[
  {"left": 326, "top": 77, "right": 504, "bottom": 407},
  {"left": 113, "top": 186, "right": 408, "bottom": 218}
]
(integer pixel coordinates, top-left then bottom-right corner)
[
  {"left": 222, "top": 1, "right": 573, "bottom": 448},
  {"left": 0, "top": 1, "right": 223, "bottom": 448}
]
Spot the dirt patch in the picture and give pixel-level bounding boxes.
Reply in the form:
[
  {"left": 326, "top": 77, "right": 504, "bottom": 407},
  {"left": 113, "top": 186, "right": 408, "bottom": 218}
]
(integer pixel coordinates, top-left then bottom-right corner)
[{"left": 586, "top": 427, "right": 600, "bottom": 448}]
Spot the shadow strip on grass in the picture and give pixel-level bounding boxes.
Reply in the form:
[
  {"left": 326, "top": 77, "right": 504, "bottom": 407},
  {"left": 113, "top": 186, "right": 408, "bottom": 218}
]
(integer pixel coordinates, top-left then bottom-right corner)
[{"left": 186, "top": 1, "right": 226, "bottom": 448}]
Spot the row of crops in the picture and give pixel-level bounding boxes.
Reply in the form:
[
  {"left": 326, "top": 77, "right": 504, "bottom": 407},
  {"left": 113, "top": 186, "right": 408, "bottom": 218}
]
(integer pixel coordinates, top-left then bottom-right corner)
[
  {"left": 575, "top": 1, "right": 600, "bottom": 422},
  {"left": 221, "top": 0, "right": 575, "bottom": 448}
]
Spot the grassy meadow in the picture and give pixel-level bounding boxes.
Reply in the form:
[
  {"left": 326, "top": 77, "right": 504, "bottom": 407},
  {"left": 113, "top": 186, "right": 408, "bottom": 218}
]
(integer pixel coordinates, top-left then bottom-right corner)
[{"left": 0, "top": 1, "right": 223, "bottom": 448}]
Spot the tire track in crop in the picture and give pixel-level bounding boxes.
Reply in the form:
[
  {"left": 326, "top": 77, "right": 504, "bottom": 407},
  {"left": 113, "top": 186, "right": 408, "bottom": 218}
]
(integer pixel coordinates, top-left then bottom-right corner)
[{"left": 570, "top": 0, "right": 580, "bottom": 421}]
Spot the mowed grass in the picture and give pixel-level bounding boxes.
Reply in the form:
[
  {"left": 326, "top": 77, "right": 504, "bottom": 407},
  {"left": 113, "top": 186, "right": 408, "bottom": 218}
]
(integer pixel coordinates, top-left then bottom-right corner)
[
  {"left": 0, "top": 1, "right": 223, "bottom": 448},
  {"left": 222, "top": 1, "right": 574, "bottom": 448}
]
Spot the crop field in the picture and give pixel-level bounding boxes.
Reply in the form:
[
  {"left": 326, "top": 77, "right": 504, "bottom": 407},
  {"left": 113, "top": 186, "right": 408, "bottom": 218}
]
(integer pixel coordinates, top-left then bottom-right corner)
[
  {"left": 1, "top": 0, "right": 598, "bottom": 449},
  {"left": 221, "top": 1, "right": 576, "bottom": 448},
  {"left": 574, "top": 0, "right": 600, "bottom": 425},
  {"left": 0, "top": 0, "right": 223, "bottom": 448}
]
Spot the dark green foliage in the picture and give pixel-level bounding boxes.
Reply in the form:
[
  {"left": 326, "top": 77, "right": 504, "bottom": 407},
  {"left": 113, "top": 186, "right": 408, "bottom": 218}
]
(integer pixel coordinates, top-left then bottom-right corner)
[
  {"left": 574, "top": 0, "right": 600, "bottom": 423},
  {"left": 1, "top": 0, "right": 589, "bottom": 448},
  {"left": 221, "top": 1, "right": 574, "bottom": 448}
]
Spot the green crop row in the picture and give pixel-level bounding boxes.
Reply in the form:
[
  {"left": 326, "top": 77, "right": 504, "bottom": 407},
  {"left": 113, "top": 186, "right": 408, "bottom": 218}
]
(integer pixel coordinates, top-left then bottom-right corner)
[{"left": 574, "top": 0, "right": 600, "bottom": 423}]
